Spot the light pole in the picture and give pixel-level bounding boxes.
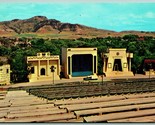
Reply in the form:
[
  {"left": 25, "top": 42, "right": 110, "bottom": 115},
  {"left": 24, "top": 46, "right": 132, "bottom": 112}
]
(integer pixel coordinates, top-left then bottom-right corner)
[{"left": 51, "top": 66, "right": 56, "bottom": 84}]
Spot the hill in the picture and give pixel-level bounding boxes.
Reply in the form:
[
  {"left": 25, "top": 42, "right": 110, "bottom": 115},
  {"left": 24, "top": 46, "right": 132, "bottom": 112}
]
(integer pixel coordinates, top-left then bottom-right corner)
[{"left": 0, "top": 16, "right": 155, "bottom": 39}]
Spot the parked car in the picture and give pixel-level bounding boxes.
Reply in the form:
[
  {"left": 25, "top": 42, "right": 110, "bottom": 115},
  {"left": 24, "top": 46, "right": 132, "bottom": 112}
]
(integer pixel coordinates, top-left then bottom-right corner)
[{"left": 83, "top": 75, "right": 98, "bottom": 81}]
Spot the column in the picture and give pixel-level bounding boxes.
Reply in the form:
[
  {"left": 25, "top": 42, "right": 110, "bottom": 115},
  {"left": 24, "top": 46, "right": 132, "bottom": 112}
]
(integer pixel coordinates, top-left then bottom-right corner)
[
  {"left": 92, "top": 55, "right": 94, "bottom": 74},
  {"left": 68, "top": 56, "right": 70, "bottom": 75},
  {"left": 94, "top": 56, "right": 97, "bottom": 74},
  {"left": 70, "top": 56, "right": 72, "bottom": 75},
  {"left": 38, "top": 60, "right": 40, "bottom": 76},
  {"left": 129, "top": 58, "right": 131, "bottom": 71},
  {"left": 103, "top": 58, "right": 106, "bottom": 72},
  {"left": 47, "top": 60, "right": 49, "bottom": 76},
  {"left": 57, "top": 59, "right": 60, "bottom": 75}
]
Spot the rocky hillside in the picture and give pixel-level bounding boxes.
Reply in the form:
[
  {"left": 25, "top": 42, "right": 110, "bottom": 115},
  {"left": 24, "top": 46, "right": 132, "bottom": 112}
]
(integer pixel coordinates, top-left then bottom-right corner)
[{"left": 0, "top": 16, "right": 155, "bottom": 39}]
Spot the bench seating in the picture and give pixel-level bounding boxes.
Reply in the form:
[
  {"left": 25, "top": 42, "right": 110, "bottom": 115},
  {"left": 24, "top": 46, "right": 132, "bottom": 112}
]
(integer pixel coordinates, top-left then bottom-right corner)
[
  {"left": 108, "top": 115, "right": 155, "bottom": 122},
  {"left": 54, "top": 95, "right": 126, "bottom": 106},
  {"left": 7, "top": 108, "right": 67, "bottom": 119},
  {"left": 6, "top": 113, "right": 76, "bottom": 122},
  {"left": 75, "top": 102, "right": 155, "bottom": 118},
  {"left": 84, "top": 108, "right": 155, "bottom": 122},
  {"left": 10, "top": 106, "right": 60, "bottom": 114},
  {"left": 8, "top": 103, "right": 54, "bottom": 112},
  {"left": 59, "top": 97, "right": 155, "bottom": 112}
]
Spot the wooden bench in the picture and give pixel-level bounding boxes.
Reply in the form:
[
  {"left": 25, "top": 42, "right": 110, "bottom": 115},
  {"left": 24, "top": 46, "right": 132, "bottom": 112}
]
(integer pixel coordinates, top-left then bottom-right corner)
[
  {"left": 0, "top": 112, "right": 7, "bottom": 119},
  {"left": 0, "top": 118, "right": 5, "bottom": 122},
  {"left": 10, "top": 106, "right": 60, "bottom": 114},
  {"left": 124, "top": 92, "right": 155, "bottom": 99},
  {"left": 108, "top": 115, "right": 155, "bottom": 122},
  {"left": 54, "top": 95, "right": 125, "bottom": 106},
  {"left": 75, "top": 102, "right": 155, "bottom": 118},
  {"left": 52, "top": 118, "right": 84, "bottom": 122},
  {"left": 60, "top": 97, "right": 155, "bottom": 112},
  {"left": 0, "top": 102, "right": 11, "bottom": 108},
  {"left": 6, "top": 113, "right": 76, "bottom": 122},
  {"left": 84, "top": 108, "right": 155, "bottom": 122},
  {"left": 7, "top": 108, "right": 67, "bottom": 119},
  {"left": 11, "top": 100, "right": 47, "bottom": 107},
  {"left": 9, "top": 103, "right": 55, "bottom": 112}
]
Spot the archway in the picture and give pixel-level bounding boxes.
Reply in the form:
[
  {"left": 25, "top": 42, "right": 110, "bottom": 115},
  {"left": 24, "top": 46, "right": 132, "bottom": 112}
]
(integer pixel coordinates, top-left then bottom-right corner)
[
  {"left": 40, "top": 68, "right": 45, "bottom": 75},
  {"left": 113, "top": 59, "right": 122, "bottom": 71}
]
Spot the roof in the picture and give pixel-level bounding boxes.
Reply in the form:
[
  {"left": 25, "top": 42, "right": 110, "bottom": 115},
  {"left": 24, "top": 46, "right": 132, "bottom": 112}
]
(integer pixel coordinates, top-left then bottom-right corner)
[{"left": 144, "top": 59, "right": 155, "bottom": 63}]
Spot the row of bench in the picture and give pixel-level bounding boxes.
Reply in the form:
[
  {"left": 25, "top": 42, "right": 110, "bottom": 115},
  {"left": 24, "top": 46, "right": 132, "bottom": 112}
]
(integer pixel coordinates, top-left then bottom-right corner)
[
  {"left": 0, "top": 90, "right": 80, "bottom": 122},
  {"left": 53, "top": 92, "right": 155, "bottom": 122},
  {"left": 28, "top": 80, "right": 155, "bottom": 100}
]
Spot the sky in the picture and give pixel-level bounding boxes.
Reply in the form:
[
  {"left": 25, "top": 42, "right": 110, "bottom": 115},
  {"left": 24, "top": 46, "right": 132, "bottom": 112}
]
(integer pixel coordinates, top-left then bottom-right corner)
[{"left": 0, "top": 2, "right": 155, "bottom": 32}]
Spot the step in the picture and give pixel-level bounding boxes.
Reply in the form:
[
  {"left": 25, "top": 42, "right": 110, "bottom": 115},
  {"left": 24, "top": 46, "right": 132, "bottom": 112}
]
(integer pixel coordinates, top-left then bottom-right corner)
[
  {"left": 84, "top": 108, "right": 155, "bottom": 122},
  {"left": 9, "top": 103, "right": 55, "bottom": 112},
  {"left": 7, "top": 109, "right": 67, "bottom": 119},
  {"left": 6, "top": 113, "right": 76, "bottom": 122},
  {"left": 60, "top": 97, "right": 155, "bottom": 112},
  {"left": 52, "top": 118, "right": 84, "bottom": 122},
  {"left": 10, "top": 106, "right": 60, "bottom": 114},
  {"left": 75, "top": 103, "right": 155, "bottom": 118},
  {"left": 108, "top": 115, "right": 155, "bottom": 122}
]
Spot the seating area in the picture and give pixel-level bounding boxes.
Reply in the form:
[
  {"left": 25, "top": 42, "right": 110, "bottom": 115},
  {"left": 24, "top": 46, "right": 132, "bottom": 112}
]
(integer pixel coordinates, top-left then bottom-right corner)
[
  {"left": 0, "top": 90, "right": 78, "bottom": 122},
  {"left": 0, "top": 89, "right": 155, "bottom": 122},
  {"left": 27, "top": 79, "right": 155, "bottom": 101},
  {"left": 1, "top": 78, "right": 155, "bottom": 122},
  {"left": 54, "top": 92, "right": 155, "bottom": 122}
]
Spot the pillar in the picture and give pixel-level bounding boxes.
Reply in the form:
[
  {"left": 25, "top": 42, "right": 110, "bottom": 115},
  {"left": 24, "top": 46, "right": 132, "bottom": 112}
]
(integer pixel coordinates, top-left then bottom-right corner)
[
  {"left": 38, "top": 60, "right": 40, "bottom": 76},
  {"left": 47, "top": 60, "right": 49, "bottom": 76},
  {"left": 70, "top": 56, "right": 72, "bottom": 75},
  {"left": 92, "top": 55, "right": 94, "bottom": 74},
  {"left": 129, "top": 58, "right": 131, "bottom": 71},
  {"left": 103, "top": 58, "right": 106, "bottom": 72},
  {"left": 57, "top": 60, "right": 60, "bottom": 75},
  {"left": 94, "top": 56, "right": 97, "bottom": 74}
]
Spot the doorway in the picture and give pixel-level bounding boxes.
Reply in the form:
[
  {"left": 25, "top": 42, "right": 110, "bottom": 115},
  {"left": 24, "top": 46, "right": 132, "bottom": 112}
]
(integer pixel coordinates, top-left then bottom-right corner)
[
  {"left": 113, "top": 59, "right": 122, "bottom": 71},
  {"left": 41, "top": 68, "right": 45, "bottom": 75},
  {"left": 72, "top": 54, "right": 93, "bottom": 76}
]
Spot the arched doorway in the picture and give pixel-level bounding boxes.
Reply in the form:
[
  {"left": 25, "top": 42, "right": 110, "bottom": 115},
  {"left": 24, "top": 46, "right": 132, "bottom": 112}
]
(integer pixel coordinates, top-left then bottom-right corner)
[{"left": 40, "top": 68, "right": 45, "bottom": 75}]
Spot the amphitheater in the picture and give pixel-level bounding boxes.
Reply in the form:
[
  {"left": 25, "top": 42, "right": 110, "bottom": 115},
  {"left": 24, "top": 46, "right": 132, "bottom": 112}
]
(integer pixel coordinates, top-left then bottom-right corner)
[{"left": 1, "top": 75, "right": 155, "bottom": 123}]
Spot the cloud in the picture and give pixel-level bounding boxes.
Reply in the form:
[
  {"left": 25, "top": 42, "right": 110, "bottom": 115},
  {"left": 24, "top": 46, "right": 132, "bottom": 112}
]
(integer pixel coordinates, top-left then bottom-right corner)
[{"left": 0, "top": 3, "right": 155, "bottom": 32}]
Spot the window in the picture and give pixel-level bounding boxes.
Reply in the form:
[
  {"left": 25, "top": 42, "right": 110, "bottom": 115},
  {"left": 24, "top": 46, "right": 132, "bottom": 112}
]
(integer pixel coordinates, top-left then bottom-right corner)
[
  {"left": 0, "top": 69, "right": 2, "bottom": 71},
  {"left": 31, "top": 67, "right": 35, "bottom": 74},
  {"left": 108, "top": 63, "right": 112, "bottom": 68},
  {"left": 123, "top": 63, "right": 127, "bottom": 68},
  {"left": 42, "top": 53, "right": 45, "bottom": 56},
  {"left": 37, "top": 53, "right": 40, "bottom": 57},
  {"left": 6, "top": 69, "right": 9, "bottom": 73},
  {"left": 41, "top": 68, "right": 45, "bottom": 75}
]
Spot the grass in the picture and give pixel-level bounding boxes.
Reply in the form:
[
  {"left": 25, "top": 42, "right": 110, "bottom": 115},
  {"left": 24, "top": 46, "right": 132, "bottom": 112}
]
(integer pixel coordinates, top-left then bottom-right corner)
[{"left": 15, "top": 33, "right": 38, "bottom": 37}]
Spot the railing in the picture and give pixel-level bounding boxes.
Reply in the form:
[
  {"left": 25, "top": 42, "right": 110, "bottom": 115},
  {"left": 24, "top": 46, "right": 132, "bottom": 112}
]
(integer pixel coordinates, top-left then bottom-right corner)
[{"left": 27, "top": 55, "right": 59, "bottom": 60}]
